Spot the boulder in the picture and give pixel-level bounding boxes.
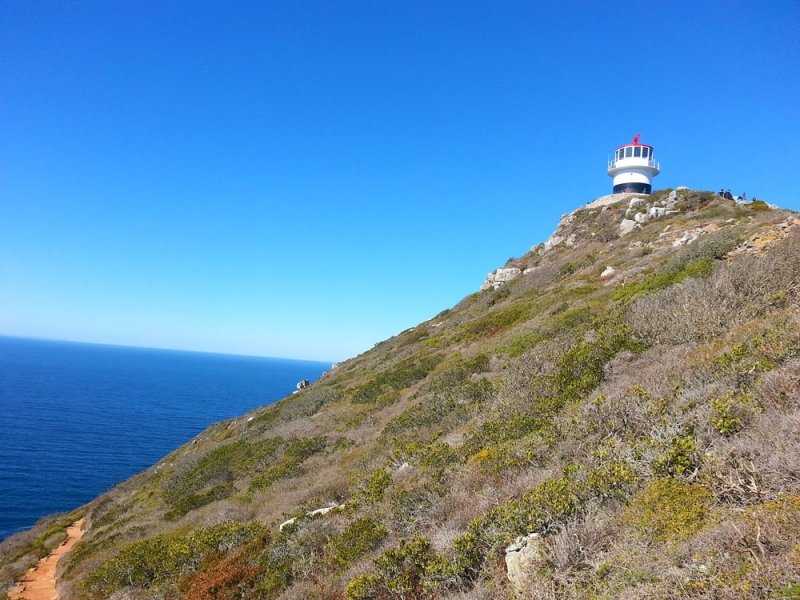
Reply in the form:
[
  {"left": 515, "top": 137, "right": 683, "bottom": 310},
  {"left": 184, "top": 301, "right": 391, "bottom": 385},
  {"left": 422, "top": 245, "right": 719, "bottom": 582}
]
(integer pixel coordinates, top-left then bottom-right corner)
[
  {"left": 481, "top": 267, "right": 522, "bottom": 291},
  {"left": 505, "top": 533, "right": 544, "bottom": 595},
  {"left": 543, "top": 234, "right": 565, "bottom": 254},
  {"left": 601, "top": 266, "right": 616, "bottom": 278},
  {"left": 297, "top": 379, "right": 310, "bottom": 390},
  {"left": 666, "top": 189, "right": 679, "bottom": 207},
  {"left": 619, "top": 219, "right": 637, "bottom": 235}
]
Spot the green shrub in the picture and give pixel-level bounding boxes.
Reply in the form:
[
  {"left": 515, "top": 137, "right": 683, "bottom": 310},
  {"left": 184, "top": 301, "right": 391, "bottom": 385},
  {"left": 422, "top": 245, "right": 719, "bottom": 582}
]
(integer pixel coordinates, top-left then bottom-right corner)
[
  {"left": 486, "top": 476, "right": 577, "bottom": 541},
  {"left": 162, "top": 438, "right": 282, "bottom": 506},
  {"left": 612, "top": 258, "right": 714, "bottom": 304},
  {"left": 355, "top": 468, "right": 392, "bottom": 504},
  {"left": 346, "top": 535, "right": 440, "bottom": 599},
  {"left": 586, "top": 456, "right": 639, "bottom": 498},
  {"left": 284, "top": 436, "right": 328, "bottom": 460},
  {"left": 350, "top": 353, "right": 445, "bottom": 404},
  {"left": 457, "top": 301, "right": 537, "bottom": 340},
  {"left": 626, "top": 479, "right": 712, "bottom": 542},
  {"left": 87, "top": 521, "right": 268, "bottom": 597},
  {"left": 712, "top": 322, "right": 800, "bottom": 387},
  {"left": 250, "top": 459, "right": 303, "bottom": 492},
  {"left": 278, "top": 387, "right": 340, "bottom": 421},
  {"left": 464, "top": 413, "right": 548, "bottom": 456},
  {"left": 164, "top": 482, "right": 234, "bottom": 521},
  {"left": 665, "top": 227, "right": 744, "bottom": 272},
  {"left": 711, "top": 396, "right": 741, "bottom": 435},
  {"left": 398, "top": 326, "right": 431, "bottom": 346},
  {"left": 328, "top": 517, "right": 387, "bottom": 568},
  {"left": 652, "top": 435, "right": 698, "bottom": 477},
  {"left": 548, "top": 318, "right": 643, "bottom": 403},
  {"left": 504, "top": 329, "right": 547, "bottom": 357},
  {"left": 383, "top": 396, "right": 459, "bottom": 440}
]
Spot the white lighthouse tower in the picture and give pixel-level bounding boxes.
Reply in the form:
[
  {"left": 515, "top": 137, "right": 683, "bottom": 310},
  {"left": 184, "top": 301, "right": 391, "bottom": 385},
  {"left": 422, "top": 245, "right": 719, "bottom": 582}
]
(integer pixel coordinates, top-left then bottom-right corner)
[{"left": 607, "top": 134, "right": 660, "bottom": 194}]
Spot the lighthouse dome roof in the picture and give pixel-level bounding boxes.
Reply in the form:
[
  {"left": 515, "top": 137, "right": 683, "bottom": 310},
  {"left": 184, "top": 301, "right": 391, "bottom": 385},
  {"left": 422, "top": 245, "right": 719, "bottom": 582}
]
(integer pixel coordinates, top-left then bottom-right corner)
[{"left": 616, "top": 133, "right": 652, "bottom": 151}]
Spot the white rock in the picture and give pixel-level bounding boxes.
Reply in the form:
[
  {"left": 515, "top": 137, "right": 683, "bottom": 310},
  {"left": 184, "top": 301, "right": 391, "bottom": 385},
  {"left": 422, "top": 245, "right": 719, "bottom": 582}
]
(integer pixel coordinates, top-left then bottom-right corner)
[
  {"left": 601, "top": 266, "right": 616, "bottom": 278},
  {"left": 634, "top": 212, "right": 649, "bottom": 224},
  {"left": 505, "top": 533, "right": 544, "bottom": 595},
  {"left": 481, "top": 267, "right": 522, "bottom": 291},
  {"left": 666, "top": 189, "right": 679, "bottom": 208},
  {"left": 629, "top": 198, "right": 644, "bottom": 209},
  {"left": 543, "top": 234, "right": 565, "bottom": 253},
  {"left": 620, "top": 219, "right": 637, "bottom": 235},
  {"left": 559, "top": 212, "right": 577, "bottom": 227}
]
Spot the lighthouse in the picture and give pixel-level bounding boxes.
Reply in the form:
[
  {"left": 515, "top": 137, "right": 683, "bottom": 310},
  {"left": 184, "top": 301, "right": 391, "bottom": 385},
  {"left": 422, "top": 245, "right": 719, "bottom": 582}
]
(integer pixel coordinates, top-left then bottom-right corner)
[{"left": 607, "top": 134, "right": 660, "bottom": 194}]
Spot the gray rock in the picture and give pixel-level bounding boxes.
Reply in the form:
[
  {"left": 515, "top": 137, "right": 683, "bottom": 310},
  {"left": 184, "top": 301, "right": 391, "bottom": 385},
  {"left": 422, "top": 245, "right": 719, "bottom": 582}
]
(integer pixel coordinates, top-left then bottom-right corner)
[
  {"left": 628, "top": 198, "right": 644, "bottom": 209},
  {"left": 481, "top": 267, "right": 522, "bottom": 291},
  {"left": 634, "top": 212, "right": 649, "bottom": 224},
  {"left": 505, "top": 533, "right": 544, "bottom": 595},
  {"left": 543, "top": 234, "right": 565, "bottom": 253},
  {"left": 620, "top": 219, "right": 637, "bottom": 235},
  {"left": 296, "top": 379, "right": 310, "bottom": 390}
]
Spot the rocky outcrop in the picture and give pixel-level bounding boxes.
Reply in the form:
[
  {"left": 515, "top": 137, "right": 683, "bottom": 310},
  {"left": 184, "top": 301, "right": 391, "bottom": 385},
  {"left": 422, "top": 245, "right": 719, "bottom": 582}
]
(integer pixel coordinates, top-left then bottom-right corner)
[
  {"left": 619, "top": 218, "right": 637, "bottom": 235},
  {"left": 505, "top": 533, "right": 544, "bottom": 594},
  {"left": 481, "top": 267, "right": 522, "bottom": 291},
  {"left": 279, "top": 504, "right": 345, "bottom": 531}
]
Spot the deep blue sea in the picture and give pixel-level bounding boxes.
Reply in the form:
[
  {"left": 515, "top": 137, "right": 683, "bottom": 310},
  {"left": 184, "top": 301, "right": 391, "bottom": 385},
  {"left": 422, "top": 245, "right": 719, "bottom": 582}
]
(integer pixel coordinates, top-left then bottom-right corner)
[{"left": 0, "top": 336, "right": 331, "bottom": 541}]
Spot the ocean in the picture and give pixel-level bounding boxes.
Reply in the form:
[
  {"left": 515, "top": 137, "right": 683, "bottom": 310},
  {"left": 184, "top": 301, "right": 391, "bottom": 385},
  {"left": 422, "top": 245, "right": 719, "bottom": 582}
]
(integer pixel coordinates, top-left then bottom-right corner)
[{"left": 0, "top": 336, "right": 331, "bottom": 541}]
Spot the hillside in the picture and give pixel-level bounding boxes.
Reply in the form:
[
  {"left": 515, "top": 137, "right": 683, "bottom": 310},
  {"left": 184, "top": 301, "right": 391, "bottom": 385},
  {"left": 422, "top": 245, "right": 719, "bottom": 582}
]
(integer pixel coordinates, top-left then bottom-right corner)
[{"left": 2, "top": 189, "right": 800, "bottom": 599}]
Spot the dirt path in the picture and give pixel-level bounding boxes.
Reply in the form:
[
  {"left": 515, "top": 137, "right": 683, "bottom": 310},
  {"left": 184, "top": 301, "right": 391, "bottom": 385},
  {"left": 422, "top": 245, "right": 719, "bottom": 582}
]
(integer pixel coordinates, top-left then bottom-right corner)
[{"left": 9, "top": 518, "right": 86, "bottom": 600}]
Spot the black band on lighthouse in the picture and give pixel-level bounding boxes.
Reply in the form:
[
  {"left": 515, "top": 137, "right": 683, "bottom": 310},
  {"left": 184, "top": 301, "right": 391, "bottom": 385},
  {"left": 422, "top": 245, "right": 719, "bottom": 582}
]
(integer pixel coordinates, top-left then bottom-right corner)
[{"left": 613, "top": 182, "right": 651, "bottom": 194}]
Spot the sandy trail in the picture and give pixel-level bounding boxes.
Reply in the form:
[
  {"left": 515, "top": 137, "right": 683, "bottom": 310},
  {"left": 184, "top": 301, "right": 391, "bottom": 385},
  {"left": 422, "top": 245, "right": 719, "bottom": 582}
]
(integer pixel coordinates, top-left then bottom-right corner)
[{"left": 9, "top": 518, "right": 86, "bottom": 600}]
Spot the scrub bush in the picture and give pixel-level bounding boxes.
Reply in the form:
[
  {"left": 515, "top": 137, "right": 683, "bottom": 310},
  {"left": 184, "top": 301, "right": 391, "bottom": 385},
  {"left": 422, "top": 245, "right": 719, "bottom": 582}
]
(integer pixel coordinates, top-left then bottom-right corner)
[
  {"left": 354, "top": 468, "right": 392, "bottom": 505},
  {"left": 164, "top": 483, "right": 234, "bottom": 521},
  {"left": 87, "top": 521, "right": 268, "bottom": 597},
  {"left": 162, "top": 438, "right": 283, "bottom": 507},
  {"left": 249, "top": 459, "right": 303, "bottom": 492},
  {"left": 626, "top": 479, "right": 712, "bottom": 542},
  {"left": 350, "top": 353, "right": 445, "bottom": 404},
  {"left": 327, "top": 517, "right": 387, "bottom": 568}
]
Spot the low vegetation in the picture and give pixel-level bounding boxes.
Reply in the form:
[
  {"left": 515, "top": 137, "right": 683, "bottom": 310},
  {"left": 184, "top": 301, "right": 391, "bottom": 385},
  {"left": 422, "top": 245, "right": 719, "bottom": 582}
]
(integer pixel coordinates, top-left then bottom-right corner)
[{"left": 2, "top": 190, "right": 799, "bottom": 599}]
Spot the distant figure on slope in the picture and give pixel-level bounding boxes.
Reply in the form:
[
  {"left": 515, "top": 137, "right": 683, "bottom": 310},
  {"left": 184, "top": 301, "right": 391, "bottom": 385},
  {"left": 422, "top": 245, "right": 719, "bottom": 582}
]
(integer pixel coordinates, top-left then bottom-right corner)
[
  {"left": 741, "top": 192, "right": 747, "bottom": 202},
  {"left": 724, "top": 189, "right": 733, "bottom": 200},
  {"left": 719, "top": 189, "right": 725, "bottom": 197}
]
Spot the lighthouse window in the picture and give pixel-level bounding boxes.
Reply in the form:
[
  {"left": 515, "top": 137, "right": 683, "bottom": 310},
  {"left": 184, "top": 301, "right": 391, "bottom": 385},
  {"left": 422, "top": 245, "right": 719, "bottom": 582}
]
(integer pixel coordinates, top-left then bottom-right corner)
[
  {"left": 625, "top": 147, "right": 632, "bottom": 158},
  {"left": 642, "top": 148, "right": 649, "bottom": 158},
  {"left": 634, "top": 147, "right": 642, "bottom": 157}
]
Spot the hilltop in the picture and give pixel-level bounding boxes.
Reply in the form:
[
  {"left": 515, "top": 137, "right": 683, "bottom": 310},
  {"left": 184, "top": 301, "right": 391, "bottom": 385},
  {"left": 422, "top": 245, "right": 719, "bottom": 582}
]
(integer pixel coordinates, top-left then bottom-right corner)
[{"left": 2, "top": 189, "right": 799, "bottom": 599}]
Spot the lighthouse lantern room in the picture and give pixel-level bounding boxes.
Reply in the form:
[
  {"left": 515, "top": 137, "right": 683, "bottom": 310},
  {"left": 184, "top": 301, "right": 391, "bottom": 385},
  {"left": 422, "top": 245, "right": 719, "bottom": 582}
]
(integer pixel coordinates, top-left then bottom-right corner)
[{"left": 607, "top": 134, "right": 660, "bottom": 194}]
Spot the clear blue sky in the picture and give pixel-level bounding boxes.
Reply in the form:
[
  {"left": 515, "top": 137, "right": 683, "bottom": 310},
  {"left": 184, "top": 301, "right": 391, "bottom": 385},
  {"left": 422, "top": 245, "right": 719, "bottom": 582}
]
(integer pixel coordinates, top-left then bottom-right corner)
[{"left": 2, "top": 1, "right": 798, "bottom": 362}]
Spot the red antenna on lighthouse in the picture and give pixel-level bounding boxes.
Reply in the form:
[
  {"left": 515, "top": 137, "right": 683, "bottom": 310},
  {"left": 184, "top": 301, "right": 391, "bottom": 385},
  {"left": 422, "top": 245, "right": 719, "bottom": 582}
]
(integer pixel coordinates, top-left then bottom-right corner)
[{"left": 633, "top": 133, "right": 641, "bottom": 145}]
